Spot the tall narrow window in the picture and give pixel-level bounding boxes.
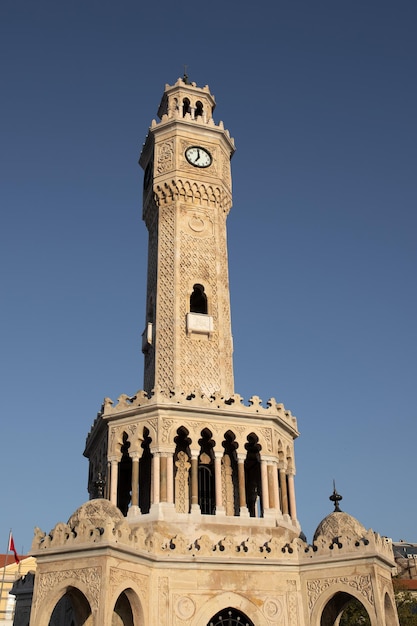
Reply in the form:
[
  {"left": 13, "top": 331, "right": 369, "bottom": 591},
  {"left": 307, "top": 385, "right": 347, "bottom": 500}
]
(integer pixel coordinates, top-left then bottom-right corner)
[
  {"left": 117, "top": 433, "right": 132, "bottom": 516},
  {"left": 195, "top": 100, "right": 204, "bottom": 118},
  {"left": 244, "top": 433, "right": 262, "bottom": 517},
  {"left": 182, "top": 98, "right": 191, "bottom": 117},
  {"left": 190, "top": 284, "right": 207, "bottom": 314},
  {"left": 198, "top": 428, "right": 215, "bottom": 515}
]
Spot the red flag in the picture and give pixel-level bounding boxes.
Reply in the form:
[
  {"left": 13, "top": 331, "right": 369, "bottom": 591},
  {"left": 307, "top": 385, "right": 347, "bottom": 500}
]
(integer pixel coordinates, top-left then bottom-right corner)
[{"left": 8, "top": 533, "right": 20, "bottom": 564}]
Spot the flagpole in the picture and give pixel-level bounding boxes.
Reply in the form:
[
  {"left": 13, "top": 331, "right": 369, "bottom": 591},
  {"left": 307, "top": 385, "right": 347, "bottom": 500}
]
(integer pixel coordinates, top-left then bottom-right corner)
[{"left": 0, "top": 530, "right": 12, "bottom": 622}]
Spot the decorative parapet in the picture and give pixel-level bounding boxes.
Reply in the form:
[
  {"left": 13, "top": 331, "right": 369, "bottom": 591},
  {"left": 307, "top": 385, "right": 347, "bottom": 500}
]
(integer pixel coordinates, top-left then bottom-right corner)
[
  {"left": 82, "top": 389, "right": 299, "bottom": 442},
  {"left": 31, "top": 502, "right": 394, "bottom": 568}
]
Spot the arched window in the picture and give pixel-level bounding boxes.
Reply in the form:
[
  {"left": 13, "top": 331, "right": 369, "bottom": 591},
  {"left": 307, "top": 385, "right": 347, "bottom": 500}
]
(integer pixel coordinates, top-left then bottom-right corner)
[
  {"left": 182, "top": 98, "right": 191, "bottom": 117},
  {"left": 195, "top": 100, "right": 204, "bottom": 118},
  {"left": 198, "top": 429, "right": 215, "bottom": 514},
  {"left": 244, "top": 433, "right": 262, "bottom": 517},
  {"left": 139, "top": 427, "right": 152, "bottom": 514},
  {"left": 207, "top": 607, "right": 255, "bottom": 626},
  {"left": 222, "top": 431, "right": 239, "bottom": 516},
  {"left": 117, "top": 433, "right": 132, "bottom": 516},
  {"left": 190, "top": 284, "right": 207, "bottom": 314}
]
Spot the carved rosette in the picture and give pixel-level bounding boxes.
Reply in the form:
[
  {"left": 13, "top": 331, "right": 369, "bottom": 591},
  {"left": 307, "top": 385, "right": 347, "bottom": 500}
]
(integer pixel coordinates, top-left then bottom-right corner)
[
  {"left": 174, "top": 595, "right": 196, "bottom": 621},
  {"left": 263, "top": 597, "right": 283, "bottom": 621}
]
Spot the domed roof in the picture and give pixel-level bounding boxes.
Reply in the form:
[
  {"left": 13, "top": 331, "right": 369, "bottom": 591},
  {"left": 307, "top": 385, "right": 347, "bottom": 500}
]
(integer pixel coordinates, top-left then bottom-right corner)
[
  {"left": 313, "top": 511, "right": 366, "bottom": 543},
  {"left": 67, "top": 499, "right": 124, "bottom": 530}
]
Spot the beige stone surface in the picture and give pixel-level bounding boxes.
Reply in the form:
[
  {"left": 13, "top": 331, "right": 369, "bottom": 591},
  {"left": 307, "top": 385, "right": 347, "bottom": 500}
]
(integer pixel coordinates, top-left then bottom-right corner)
[{"left": 28, "top": 78, "right": 400, "bottom": 626}]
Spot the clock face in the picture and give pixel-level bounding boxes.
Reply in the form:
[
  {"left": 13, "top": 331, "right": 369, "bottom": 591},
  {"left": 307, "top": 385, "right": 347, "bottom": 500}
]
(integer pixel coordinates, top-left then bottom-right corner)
[{"left": 185, "top": 146, "right": 212, "bottom": 168}]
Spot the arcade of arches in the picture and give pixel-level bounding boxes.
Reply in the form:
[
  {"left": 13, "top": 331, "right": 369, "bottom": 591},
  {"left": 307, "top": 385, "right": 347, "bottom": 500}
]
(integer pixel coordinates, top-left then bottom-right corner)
[{"left": 105, "top": 425, "right": 296, "bottom": 522}]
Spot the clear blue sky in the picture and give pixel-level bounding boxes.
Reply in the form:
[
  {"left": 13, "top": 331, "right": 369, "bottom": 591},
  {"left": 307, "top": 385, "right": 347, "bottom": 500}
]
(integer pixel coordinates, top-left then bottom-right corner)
[{"left": 1, "top": 0, "right": 416, "bottom": 554}]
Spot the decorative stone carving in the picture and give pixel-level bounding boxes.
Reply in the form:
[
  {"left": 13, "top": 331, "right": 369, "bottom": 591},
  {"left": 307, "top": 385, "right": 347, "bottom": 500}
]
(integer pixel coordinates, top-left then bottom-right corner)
[
  {"left": 35, "top": 567, "right": 101, "bottom": 610},
  {"left": 175, "top": 451, "right": 190, "bottom": 513},
  {"left": 263, "top": 598, "right": 283, "bottom": 620},
  {"left": 221, "top": 454, "right": 234, "bottom": 516},
  {"left": 174, "top": 595, "right": 196, "bottom": 620},
  {"left": 156, "top": 140, "right": 174, "bottom": 174},
  {"left": 307, "top": 574, "right": 374, "bottom": 611}
]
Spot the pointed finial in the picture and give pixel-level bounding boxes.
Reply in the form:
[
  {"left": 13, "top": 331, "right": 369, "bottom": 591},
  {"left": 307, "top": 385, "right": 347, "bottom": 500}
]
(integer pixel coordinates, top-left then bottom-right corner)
[
  {"left": 329, "top": 480, "right": 343, "bottom": 512},
  {"left": 183, "top": 65, "right": 189, "bottom": 84}
]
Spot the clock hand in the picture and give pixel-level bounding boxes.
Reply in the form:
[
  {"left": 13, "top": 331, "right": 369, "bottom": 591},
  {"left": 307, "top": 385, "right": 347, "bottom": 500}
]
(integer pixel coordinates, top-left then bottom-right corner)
[{"left": 196, "top": 149, "right": 200, "bottom": 162}]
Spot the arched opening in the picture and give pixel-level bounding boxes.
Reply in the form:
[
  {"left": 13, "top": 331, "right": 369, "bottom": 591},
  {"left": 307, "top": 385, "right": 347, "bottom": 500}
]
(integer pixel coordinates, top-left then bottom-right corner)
[
  {"left": 139, "top": 427, "right": 152, "bottom": 514},
  {"left": 190, "top": 284, "right": 208, "bottom": 314},
  {"left": 117, "top": 433, "right": 132, "bottom": 516},
  {"left": 182, "top": 97, "right": 191, "bottom": 117},
  {"left": 384, "top": 592, "right": 400, "bottom": 626},
  {"left": 198, "top": 428, "right": 215, "bottom": 514},
  {"left": 48, "top": 587, "right": 92, "bottom": 626},
  {"left": 321, "top": 592, "right": 371, "bottom": 626},
  {"left": 195, "top": 100, "right": 204, "bottom": 118},
  {"left": 174, "top": 427, "right": 192, "bottom": 513},
  {"left": 222, "top": 431, "right": 239, "bottom": 516},
  {"left": 112, "top": 591, "right": 134, "bottom": 626},
  {"left": 207, "top": 607, "right": 255, "bottom": 626},
  {"left": 244, "top": 433, "right": 262, "bottom": 517}
]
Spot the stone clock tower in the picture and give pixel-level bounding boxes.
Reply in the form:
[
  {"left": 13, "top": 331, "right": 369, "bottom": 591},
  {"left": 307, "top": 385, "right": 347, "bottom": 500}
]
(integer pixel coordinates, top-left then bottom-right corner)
[
  {"left": 28, "top": 78, "right": 400, "bottom": 626},
  {"left": 139, "top": 78, "right": 235, "bottom": 397}
]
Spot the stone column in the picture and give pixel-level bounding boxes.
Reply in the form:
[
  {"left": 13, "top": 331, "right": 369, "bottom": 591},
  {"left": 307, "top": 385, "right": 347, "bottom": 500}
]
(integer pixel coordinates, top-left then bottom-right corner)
[
  {"left": 272, "top": 462, "right": 281, "bottom": 514},
  {"left": 279, "top": 467, "right": 289, "bottom": 515},
  {"left": 261, "top": 459, "right": 269, "bottom": 511},
  {"left": 267, "top": 462, "right": 275, "bottom": 509},
  {"left": 109, "top": 458, "right": 118, "bottom": 506},
  {"left": 287, "top": 473, "right": 297, "bottom": 521},
  {"left": 160, "top": 454, "right": 168, "bottom": 502},
  {"left": 214, "top": 452, "right": 224, "bottom": 514},
  {"left": 191, "top": 451, "right": 199, "bottom": 510},
  {"left": 237, "top": 453, "right": 249, "bottom": 516},
  {"left": 166, "top": 453, "right": 174, "bottom": 504},
  {"left": 153, "top": 452, "right": 160, "bottom": 505},
  {"left": 127, "top": 452, "right": 141, "bottom": 519},
  {"left": 130, "top": 453, "right": 140, "bottom": 507}
]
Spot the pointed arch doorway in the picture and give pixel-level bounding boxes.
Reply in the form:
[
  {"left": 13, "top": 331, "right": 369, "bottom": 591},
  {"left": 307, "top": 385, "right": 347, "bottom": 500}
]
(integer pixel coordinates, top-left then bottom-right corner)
[{"left": 207, "top": 607, "right": 255, "bottom": 626}]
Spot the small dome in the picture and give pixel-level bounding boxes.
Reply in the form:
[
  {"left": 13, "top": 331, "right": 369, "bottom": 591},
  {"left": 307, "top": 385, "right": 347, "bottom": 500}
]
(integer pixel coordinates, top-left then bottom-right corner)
[
  {"left": 67, "top": 499, "right": 123, "bottom": 530},
  {"left": 313, "top": 511, "right": 366, "bottom": 543}
]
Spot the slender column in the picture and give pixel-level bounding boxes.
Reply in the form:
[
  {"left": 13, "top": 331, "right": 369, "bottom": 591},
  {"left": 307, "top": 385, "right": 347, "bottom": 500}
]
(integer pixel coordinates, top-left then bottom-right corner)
[
  {"left": 214, "top": 452, "right": 223, "bottom": 512},
  {"left": 287, "top": 473, "right": 297, "bottom": 521},
  {"left": 160, "top": 455, "right": 167, "bottom": 502},
  {"left": 191, "top": 451, "right": 199, "bottom": 508},
  {"left": 267, "top": 463, "right": 275, "bottom": 509},
  {"left": 106, "top": 461, "right": 111, "bottom": 500},
  {"left": 166, "top": 453, "right": 174, "bottom": 504},
  {"left": 261, "top": 460, "right": 269, "bottom": 511},
  {"left": 153, "top": 453, "right": 160, "bottom": 504},
  {"left": 109, "top": 458, "right": 118, "bottom": 506},
  {"left": 237, "top": 454, "right": 246, "bottom": 509},
  {"left": 272, "top": 462, "right": 281, "bottom": 514},
  {"left": 279, "top": 468, "right": 289, "bottom": 515},
  {"left": 130, "top": 453, "right": 140, "bottom": 507}
]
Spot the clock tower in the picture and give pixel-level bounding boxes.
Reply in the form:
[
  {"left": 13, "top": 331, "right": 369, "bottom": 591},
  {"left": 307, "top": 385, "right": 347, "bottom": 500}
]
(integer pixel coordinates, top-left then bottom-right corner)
[
  {"left": 139, "top": 77, "right": 235, "bottom": 397},
  {"left": 29, "top": 78, "right": 400, "bottom": 626}
]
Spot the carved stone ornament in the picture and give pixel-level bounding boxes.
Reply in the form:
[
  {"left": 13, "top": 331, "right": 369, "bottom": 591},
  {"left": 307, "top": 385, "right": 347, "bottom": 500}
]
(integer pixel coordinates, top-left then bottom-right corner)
[
  {"left": 35, "top": 567, "right": 101, "bottom": 610},
  {"left": 174, "top": 595, "right": 196, "bottom": 620},
  {"left": 307, "top": 574, "right": 374, "bottom": 611},
  {"left": 263, "top": 598, "right": 283, "bottom": 620}
]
